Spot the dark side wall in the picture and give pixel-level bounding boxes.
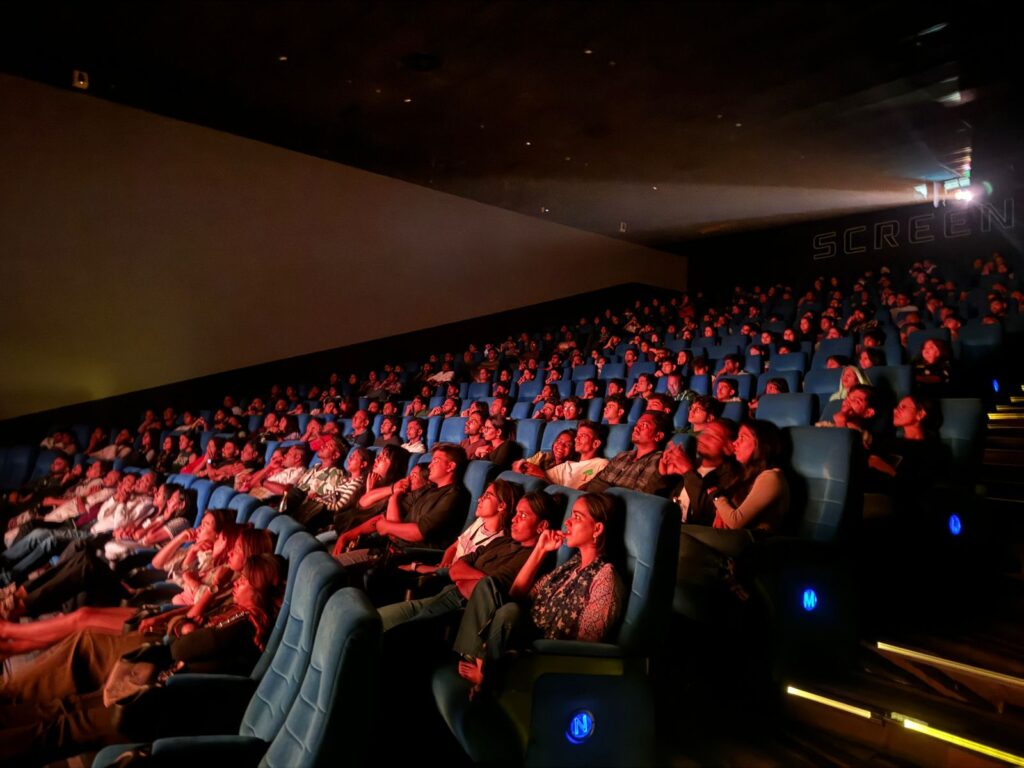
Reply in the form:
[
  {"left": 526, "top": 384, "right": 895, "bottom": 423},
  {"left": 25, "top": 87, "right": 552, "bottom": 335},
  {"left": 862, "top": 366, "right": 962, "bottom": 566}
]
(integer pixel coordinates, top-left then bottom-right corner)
[{"left": 679, "top": 189, "right": 1023, "bottom": 304}]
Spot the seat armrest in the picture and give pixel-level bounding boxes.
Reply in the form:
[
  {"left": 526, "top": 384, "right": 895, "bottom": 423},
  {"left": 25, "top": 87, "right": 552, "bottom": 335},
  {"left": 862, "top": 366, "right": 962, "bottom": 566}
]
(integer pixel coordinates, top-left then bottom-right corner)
[
  {"left": 152, "top": 734, "right": 268, "bottom": 762},
  {"left": 114, "top": 674, "right": 256, "bottom": 740},
  {"left": 530, "top": 640, "right": 624, "bottom": 658}
]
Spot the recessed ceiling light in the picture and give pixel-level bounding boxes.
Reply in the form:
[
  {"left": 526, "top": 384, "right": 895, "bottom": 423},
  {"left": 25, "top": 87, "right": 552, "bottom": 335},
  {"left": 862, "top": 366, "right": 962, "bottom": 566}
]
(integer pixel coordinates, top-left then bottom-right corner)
[
  {"left": 583, "top": 49, "right": 593, "bottom": 55},
  {"left": 375, "top": 88, "right": 382, "bottom": 94},
  {"left": 277, "top": 55, "right": 288, "bottom": 62},
  {"left": 608, "top": 60, "right": 616, "bottom": 67},
  {"left": 652, "top": 185, "right": 658, "bottom": 191},
  {"left": 564, "top": 156, "right": 572, "bottom": 161},
  {"left": 716, "top": 114, "right": 723, "bottom": 119},
  {"left": 735, "top": 122, "right": 743, "bottom": 127},
  {"left": 525, "top": 141, "right": 532, "bottom": 146},
  {"left": 479, "top": 124, "right": 485, "bottom": 129},
  {"left": 403, "top": 97, "right": 413, "bottom": 103}
]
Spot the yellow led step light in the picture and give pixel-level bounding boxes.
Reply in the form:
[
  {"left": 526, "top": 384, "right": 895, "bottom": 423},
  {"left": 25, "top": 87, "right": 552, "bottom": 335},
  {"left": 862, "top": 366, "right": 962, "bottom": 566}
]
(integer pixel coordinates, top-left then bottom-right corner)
[
  {"left": 785, "top": 686, "right": 873, "bottom": 719},
  {"left": 876, "top": 642, "right": 1024, "bottom": 689},
  {"left": 891, "top": 712, "right": 1024, "bottom": 766}
]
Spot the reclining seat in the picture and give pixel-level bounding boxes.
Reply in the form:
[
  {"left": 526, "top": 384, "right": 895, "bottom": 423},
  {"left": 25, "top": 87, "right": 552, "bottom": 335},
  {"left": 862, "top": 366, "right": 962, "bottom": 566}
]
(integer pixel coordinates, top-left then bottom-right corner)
[
  {"left": 112, "top": 544, "right": 343, "bottom": 743},
  {"left": 95, "top": 587, "right": 380, "bottom": 768},
  {"left": 433, "top": 486, "right": 678, "bottom": 767},
  {"left": 750, "top": 426, "right": 862, "bottom": 679}
]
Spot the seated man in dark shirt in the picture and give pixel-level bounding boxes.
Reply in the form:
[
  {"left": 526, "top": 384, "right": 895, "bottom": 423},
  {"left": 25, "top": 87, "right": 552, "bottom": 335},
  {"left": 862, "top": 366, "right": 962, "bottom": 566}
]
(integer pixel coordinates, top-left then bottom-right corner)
[
  {"left": 658, "top": 419, "right": 740, "bottom": 526},
  {"left": 336, "top": 444, "right": 470, "bottom": 564},
  {"left": 347, "top": 409, "right": 375, "bottom": 448}
]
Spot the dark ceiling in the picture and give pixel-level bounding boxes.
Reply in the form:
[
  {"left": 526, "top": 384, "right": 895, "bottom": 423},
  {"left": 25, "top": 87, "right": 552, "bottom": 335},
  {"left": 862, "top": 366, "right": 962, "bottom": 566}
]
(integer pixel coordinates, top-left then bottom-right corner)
[{"left": 2, "top": 1, "right": 1020, "bottom": 249}]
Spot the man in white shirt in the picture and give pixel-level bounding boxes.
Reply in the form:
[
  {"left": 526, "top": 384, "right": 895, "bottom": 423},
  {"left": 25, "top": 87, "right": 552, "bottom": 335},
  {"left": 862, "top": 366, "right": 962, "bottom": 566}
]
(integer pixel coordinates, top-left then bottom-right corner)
[
  {"left": 402, "top": 418, "right": 427, "bottom": 454},
  {"left": 516, "top": 421, "right": 610, "bottom": 490},
  {"left": 247, "top": 445, "right": 309, "bottom": 501}
]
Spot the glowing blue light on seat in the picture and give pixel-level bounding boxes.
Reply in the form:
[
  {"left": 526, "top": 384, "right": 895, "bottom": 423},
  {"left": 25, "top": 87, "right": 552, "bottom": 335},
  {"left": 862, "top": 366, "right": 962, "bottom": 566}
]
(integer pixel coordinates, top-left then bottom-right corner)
[
  {"left": 565, "top": 710, "right": 595, "bottom": 744},
  {"left": 802, "top": 588, "right": 818, "bottom": 612},
  {"left": 948, "top": 514, "right": 962, "bottom": 536},
  {"left": 992, "top": 379, "right": 1000, "bottom": 393}
]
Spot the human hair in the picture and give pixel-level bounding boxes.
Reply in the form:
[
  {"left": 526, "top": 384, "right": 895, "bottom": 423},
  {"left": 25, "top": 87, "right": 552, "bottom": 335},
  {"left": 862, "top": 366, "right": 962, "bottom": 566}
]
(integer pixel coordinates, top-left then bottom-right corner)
[
  {"left": 375, "top": 444, "right": 409, "bottom": 485},
  {"left": 918, "top": 337, "right": 952, "bottom": 362},
  {"left": 692, "top": 394, "right": 720, "bottom": 419},
  {"left": 861, "top": 348, "right": 886, "bottom": 367},
  {"left": 487, "top": 415, "right": 514, "bottom": 441},
  {"left": 605, "top": 394, "right": 628, "bottom": 414},
  {"left": 645, "top": 411, "right": 672, "bottom": 447},
  {"left": 323, "top": 435, "right": 347, "bottom": 457},
  {"left": 432, "top": 443, "right": 467, "bottom": 478},
  {"left": 714, "top": 417, "right": 739, "bottom": 441},
  {"left": 728, "top": 420, "right": 785, "bottom": 504},
  {"left": 765, "top": 377, "right": 790, "bottom": 394},
  {"left": 237, "top": 525, "right": 275, "bottom": 560},
  {"left": 904, "top": 393, "right": 941, "bottom": 436},
  {"left": 578, "top": 492, "right": 624, "bottom": 565},
  {"left": 576, "top": 419, "right": 607, "bottom": 445},
  {"left": 521, "top": 491, "right": 565, "bottom": 530},
  {"left": 240, "top": 553, "right": 285, "bottom": 650},
  {"left": 488, "top": 478, "right": 522, "bottom": 534},
  {"left": 204, "top": 507, "right": 235, "bottom": 533}
]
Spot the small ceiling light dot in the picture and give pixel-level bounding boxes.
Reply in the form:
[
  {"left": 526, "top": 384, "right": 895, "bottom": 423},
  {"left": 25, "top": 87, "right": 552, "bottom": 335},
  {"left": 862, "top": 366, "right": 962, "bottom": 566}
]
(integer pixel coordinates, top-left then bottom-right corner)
[
  {"left": 652, "top": 185, "right": 658, "bottom": 191},
  {"left": 479, "top": 123, "right": 485, "bottom": 129},
  {"left": 564, "top": 156, "right": 572, "bottom": 161},
  {"left": 525, "top": 141, "right": 532, "bottom": 146},
  {"left": 735, "top": 122, "right": 743, "bottom": 127},
  {"left": 583, "top": 49, "right": 593, "bottom": 55},
  {"left": 277, "top": 55, "right": 288, "bottom": 62},
  {"left": 375, "top": 88, "right": 382, "bottom": 94},
  {"left": 716, "top": 114, "right": 723, "bottom": 119},
  {"left": 403, "top": 97, "right": 412, "bottom": 103},
  {"left": 608, "top": 60, "right": 616, "bottom": 67}
]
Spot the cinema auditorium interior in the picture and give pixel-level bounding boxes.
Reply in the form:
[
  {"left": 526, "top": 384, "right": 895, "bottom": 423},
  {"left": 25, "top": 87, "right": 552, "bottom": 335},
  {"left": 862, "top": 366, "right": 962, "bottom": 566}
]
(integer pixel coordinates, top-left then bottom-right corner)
[{"left": 2, "top": 2, "right": 1023, "bottom": 766}]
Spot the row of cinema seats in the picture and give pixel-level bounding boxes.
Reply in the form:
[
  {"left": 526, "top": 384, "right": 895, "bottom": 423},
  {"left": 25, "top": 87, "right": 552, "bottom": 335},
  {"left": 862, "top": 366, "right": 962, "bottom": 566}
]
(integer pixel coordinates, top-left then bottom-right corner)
[
  {"left": 431, "top": 424, "right": 869, "bottom": 765},
  {"left": 74, "top": 421, "right": 858, "bottom": 766},
  {"left": 94, "top": 525, "right": 381, "bottom": 767},
  {"left": 1, "top": 396, "right": 986, "bottom": 766}
]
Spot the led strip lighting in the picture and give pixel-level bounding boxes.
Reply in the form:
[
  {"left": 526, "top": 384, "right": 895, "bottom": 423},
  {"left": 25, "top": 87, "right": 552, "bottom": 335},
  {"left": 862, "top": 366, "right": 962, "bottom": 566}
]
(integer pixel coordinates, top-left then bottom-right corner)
[
  {"left": 891, "top": 713, "right": 1024, "bottom": 766},
  {"left": 876, "top": 642, "right": 1024, "bottom": 689},
  {"left": 785, "top": 686, "right": 873, "bottom": 719}
]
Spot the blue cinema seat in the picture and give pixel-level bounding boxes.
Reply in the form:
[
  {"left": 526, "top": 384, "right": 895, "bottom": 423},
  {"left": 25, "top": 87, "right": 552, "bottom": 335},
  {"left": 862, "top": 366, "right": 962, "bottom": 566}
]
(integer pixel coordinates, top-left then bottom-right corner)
[
  {"left": 603, "top": 423, "right": 634, "bottom": 457},
  {"left": 433, "top": 487, "right": 678, "bottom": 767},
  {"left": 540, "top": 420, "right": 579, "bottom": 451},
  {"left": 756, "top": 393, "right": 815, "bottom": 428},
  {"left": 97, "top": 586, "right": 379, "bottom": 768},
  {"left": 438, "top": 416, "right": 468, "bottom": 445},
  {"left": 810, "top": 337, "right": 855, "bottom": 369},
  {"left": 109, "top": 535, "right": 333, "bottom": 743},
  {"left": 513, "top": 419, "right": 543, "bottom": 458},
  {"left": 496, "top": 469, "right": 547, "bottom": 494},
  {"left": 229, "top": 492, "right": 261, "bottom": 524}
]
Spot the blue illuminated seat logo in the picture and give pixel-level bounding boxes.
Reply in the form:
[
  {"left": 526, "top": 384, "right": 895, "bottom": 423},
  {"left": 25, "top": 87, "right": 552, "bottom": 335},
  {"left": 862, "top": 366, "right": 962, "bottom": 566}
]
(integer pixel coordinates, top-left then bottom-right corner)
[
  {"left": 948, "top": 514, "right": 962, "bottom": 536},
  {"left": 802, "top": 588, "right": 818, "bottom": 612},
  {"left": 565, "top": 710, "right": 595, "bottom": 744}
]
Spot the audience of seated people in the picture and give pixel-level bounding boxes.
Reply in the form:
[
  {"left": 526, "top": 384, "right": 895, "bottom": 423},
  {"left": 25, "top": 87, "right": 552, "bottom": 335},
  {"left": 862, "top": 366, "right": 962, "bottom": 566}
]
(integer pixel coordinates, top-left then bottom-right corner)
[{"left": 0, "top": 251, "right": 1014, "bottom": 763}]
